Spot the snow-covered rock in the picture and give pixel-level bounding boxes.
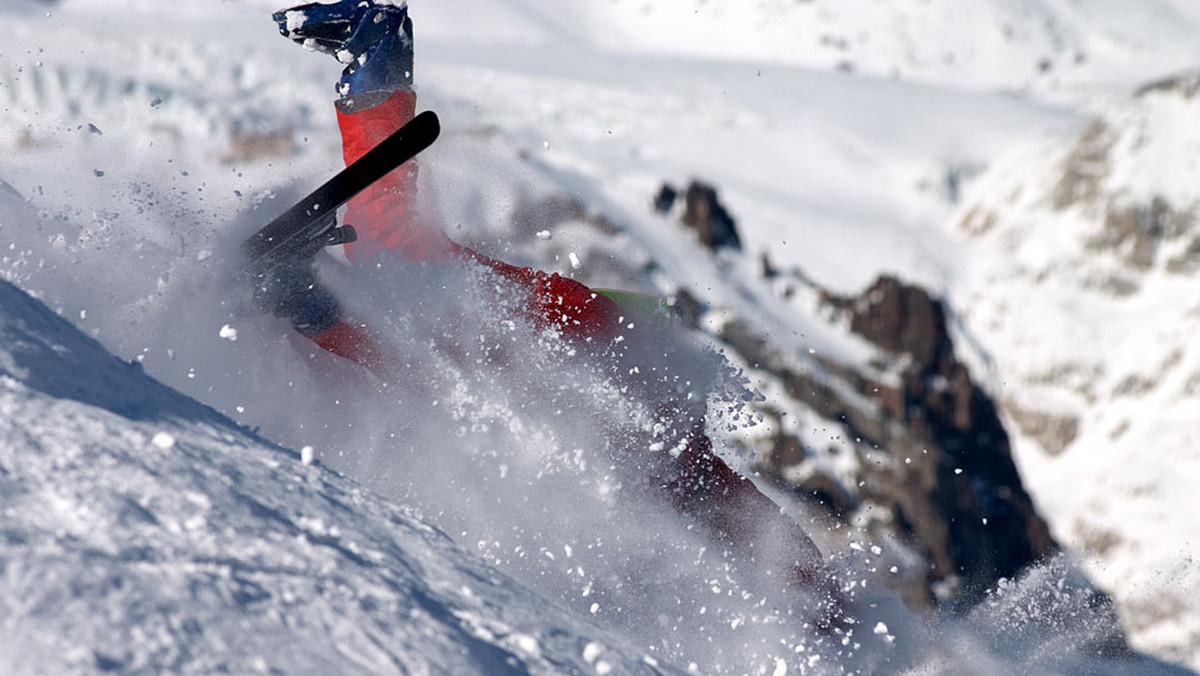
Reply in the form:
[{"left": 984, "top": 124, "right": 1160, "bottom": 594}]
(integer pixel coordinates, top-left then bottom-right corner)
[{"left": 956, "top": 69, "right": 1200, "bottom": 670}]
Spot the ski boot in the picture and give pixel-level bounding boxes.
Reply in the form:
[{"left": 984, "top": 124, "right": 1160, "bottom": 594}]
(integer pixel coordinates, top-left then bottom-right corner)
[
  {"left": 273, "top": 0, "right": 414, "bottom": 98},
  {"left": 273, "top": 0, "right": 431, "bottom": 265}
]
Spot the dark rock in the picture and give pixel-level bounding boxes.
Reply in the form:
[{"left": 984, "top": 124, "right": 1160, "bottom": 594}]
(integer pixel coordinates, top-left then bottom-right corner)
[
  {"left": 722, "top": 274, "right": 1060, "bottom": 611},
  {"left": 655, "top": 180, "right": 743, "bottom": 251},
  {"left": 682, "top": 181, "right": 742, "bottom": 251},
  {"left": 760, "top": 252, "right": 779, "bottom": 279},
  {"left": 653, "top": 184, "right": 678, "bottom": 214},
  {"left": 840, "top": 275, "right": 1058, "bottom": 608},
  {"left": 1134, "top": 70, "right": 1200, "bottom": 99},
  {"left": 845, "top": 276, "right": 950, "bottom": 373},
  {"left": 666, "top": 289, "right": 705, "bottom": 330},
  {"left": 792, "top": 463, "right": 857, "bottom": 520}
]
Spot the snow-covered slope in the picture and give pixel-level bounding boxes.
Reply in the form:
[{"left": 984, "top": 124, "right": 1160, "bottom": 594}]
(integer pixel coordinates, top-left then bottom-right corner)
[
  {"left": 954, "top": 72, "right": 1200, "bottom": 669},
  {"left": 0, "top": 275, "right": 681, "bottom": 676},
  {"left": 412, "top": 0, "right": 1200, "bottom": 103},
  {"left": 0, "top": 198, "right": 1189, "bottom": 675}
]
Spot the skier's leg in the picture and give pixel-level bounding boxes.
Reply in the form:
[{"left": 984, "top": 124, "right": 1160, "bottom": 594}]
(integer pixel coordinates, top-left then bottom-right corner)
[
  {"left": 276, "top": 0, "right": 623, "bottom": 348},
  {"left": 270, "top": 0, "right": 438, "bottom": 368},
  {"left": 276, "top": 0, "right": 451, "bottom": 265},
  {"left": 336, "top": 89, "right": 455, "bottom": 264},
  {"left": 671, "top": 423, "right": 842, "bottom": 621}
]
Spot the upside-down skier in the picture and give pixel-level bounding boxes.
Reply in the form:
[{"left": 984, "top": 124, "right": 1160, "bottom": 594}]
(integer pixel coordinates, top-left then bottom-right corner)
[{"left": 258, "top": 0, "right": 841, "bottom": 625}]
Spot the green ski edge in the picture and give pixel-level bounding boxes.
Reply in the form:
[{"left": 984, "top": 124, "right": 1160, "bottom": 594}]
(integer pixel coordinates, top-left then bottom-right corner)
[{"left": 594, "top": 288, "right": 676, "bottom": 324}]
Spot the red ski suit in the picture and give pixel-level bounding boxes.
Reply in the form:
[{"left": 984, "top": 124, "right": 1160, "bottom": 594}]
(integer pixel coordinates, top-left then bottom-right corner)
[{"left": 306, "top": 90, "right": 831, "bottom": 605}]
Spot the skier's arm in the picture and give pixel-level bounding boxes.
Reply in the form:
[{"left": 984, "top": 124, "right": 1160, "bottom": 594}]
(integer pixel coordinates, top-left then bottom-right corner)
[{"left": 308, "top": 320, "right": 395, "bottom": 379}]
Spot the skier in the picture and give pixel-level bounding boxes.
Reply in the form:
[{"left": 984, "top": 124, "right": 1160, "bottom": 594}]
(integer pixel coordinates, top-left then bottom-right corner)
[{"left": 265, "top": 0, "right": 838, "bottom": 621}]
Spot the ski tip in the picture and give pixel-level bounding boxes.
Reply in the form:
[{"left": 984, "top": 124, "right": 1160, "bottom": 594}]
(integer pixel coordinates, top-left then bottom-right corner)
[{"left": 414, "top": 110, "right": 441, "bottom": 141}]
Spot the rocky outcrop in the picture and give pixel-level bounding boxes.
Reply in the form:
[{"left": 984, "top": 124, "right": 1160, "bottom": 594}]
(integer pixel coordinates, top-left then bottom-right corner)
[
  {"left": 510, "top": 182, "right": 1069, "bottom": 616},
  {"left": 844, "top": 277, "right": 1057, "bottom": 605},
  {"left": 730, "top": 275, "right": 1059, "bottom": 610}
]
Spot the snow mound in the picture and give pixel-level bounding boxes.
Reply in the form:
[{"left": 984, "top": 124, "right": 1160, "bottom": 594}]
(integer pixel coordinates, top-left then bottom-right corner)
[{"left": 0, "top": 276, "right": 676, "bottom": 676}]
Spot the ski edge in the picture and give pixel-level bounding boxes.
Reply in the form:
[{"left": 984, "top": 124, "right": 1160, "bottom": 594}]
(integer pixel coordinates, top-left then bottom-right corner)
[{"left": 244, "top": 110, "right": 441, "bottom": 263}]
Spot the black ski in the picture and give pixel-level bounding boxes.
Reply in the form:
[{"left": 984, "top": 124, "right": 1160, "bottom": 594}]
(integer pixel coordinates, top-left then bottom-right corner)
[{"left": 244, "top": 109, "right": 441, "bottom": 270}]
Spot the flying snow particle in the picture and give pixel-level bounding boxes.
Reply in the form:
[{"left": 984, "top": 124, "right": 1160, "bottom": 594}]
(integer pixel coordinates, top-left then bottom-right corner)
[
  {"left": 583, "top": 642, "right": 604, "bottom": 664},
  {"left": 536, "top": 230, "right": 552, "bottom": 240},
  {"left": 301, "top": 446, "right": 315, "bottom": 466},
  {"left": 510, "top": 633, "right": 540, "bottom": 658},
  {"left": 151, "top": 432, "right": 176, "bottom": 450},
  {"left": 773, "top": 658, "right": 788, "bottom": 676},
  {"left": 568, "top": 252, "right": 582, "bottom": 270},
  {"left": 219, "top": 324, "right": 238, "bottom": 342}
]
